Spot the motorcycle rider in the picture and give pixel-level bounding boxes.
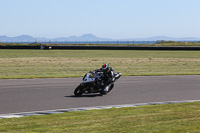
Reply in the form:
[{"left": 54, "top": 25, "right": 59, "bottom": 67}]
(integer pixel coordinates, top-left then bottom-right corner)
[{"left": 96, "top": 64, "right": 115, "bottom": 94}]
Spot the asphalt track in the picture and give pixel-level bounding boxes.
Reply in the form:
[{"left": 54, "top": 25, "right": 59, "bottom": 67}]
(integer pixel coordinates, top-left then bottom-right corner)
[{"left": 0, "top": 75, "right": 200, "bottom": 114}]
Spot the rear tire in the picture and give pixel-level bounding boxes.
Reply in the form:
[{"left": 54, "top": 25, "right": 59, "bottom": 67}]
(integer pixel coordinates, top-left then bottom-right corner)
[
  {"left": 100, "top": 84, "right": 114, "bottom": 95},
  {"left": 108, "top": 84, "right": 114, "bottom": 92},
  {"left": 74, "top": 85, "right": 84, "bottom": 96}
]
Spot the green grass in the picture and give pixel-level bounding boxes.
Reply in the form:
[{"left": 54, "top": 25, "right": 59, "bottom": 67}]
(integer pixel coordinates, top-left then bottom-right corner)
[
  {"left": 1, "top": 102, "right": 200, "bottom": 132},
  {"left": 0, "top": 50, "right": 200, "bottom": 79}
]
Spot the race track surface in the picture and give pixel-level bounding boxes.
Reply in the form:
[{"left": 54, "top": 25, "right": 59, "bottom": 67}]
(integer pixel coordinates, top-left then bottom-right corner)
[{"left": 0, "top": 75, "right": 200, "bottom": 114}]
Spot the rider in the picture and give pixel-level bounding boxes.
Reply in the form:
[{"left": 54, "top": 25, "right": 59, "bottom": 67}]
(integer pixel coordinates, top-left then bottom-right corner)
[{"left": 96, "top": 64, "right": 115, "bottom": 93}]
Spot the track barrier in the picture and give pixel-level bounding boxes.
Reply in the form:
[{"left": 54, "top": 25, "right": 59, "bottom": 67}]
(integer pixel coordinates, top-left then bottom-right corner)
[{"left": 1, "top": 45, "right": 200, "bottom": 50}]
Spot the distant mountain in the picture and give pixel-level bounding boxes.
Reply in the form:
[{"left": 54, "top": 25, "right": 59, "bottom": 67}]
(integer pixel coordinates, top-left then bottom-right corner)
[
  {"left": 0, "top": 36, "right": 10, "bottom": 41},
  {"left": 53, "top": 34, "right": 112, "bottom": 41},
  {"left": 0, "top": 34, "right": 113, "bottom": 42},
  {"left": 0, "top": 35, "right": 36, "bottom": 42},
  {"left": 13, "top": 35, "right": 35, "bottom": 41},
  {"left": 0, "top": 34, "right": 200, "bottom": 42}
]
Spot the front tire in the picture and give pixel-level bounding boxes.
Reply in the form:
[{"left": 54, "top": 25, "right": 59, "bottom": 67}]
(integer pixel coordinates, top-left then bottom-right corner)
[{"left": 74, "top": 85, "right": 84, "bottom": 96}]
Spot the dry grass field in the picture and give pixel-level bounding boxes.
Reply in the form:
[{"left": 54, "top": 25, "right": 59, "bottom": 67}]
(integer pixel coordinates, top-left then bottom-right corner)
[{"left": 0, "top": 50, "right": 200, "bottom": 79}]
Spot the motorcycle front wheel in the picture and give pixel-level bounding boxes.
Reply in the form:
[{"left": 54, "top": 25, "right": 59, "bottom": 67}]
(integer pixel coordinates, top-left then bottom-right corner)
[{"left": 74, "top": 85, "right": 84, "bottom": 96}]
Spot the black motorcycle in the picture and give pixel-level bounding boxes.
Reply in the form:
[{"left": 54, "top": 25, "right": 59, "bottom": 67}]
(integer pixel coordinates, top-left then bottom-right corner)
[{"left": 74, "top": 71, "right": 121, "bottom": 96}]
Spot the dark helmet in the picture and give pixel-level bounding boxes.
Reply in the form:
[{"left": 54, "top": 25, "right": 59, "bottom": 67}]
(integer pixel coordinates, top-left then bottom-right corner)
[{"left": 102, "top": 64, "right": 110, "bottom": 73}]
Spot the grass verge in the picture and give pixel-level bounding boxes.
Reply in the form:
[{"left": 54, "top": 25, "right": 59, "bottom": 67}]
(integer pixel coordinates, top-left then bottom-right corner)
[
  {"left": 0, "top": 102, "right": 200, "bottom": 132},
  {"left": 0, "top": 50, "right": 200, "bottom": 79}
]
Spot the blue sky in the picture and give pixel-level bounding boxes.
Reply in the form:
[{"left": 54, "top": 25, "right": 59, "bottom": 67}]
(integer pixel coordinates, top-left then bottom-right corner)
[{"left": 0, "top": 0, "right": 200, "bottom": 39}]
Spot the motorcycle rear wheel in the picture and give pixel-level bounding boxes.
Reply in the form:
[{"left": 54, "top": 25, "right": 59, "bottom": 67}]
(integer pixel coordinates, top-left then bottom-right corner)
[
  {"left": 100, "top": 84, "right": 114, "bottom": 95},
  {"left": 74, "top": 85, "right": 84, "bottom": 96},
  {"left": 108, "top": 84, "right": 114, "bottom": 92}
]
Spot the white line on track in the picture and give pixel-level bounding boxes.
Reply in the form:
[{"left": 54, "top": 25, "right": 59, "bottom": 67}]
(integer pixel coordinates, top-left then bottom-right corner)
[{"left": 1, "top": 99, "right": 200, "bottom": 119}]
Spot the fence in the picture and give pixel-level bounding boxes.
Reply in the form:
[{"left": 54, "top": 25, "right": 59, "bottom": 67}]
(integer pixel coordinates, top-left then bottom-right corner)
[
  {"left": 1, "top": 40, "right": 200, "bottom": 45},
  {"left": 0, "top": 40, "right": 157, "bottom": 44},
  {"left": 1, "top": 45, "right": 200, "bottom": 51}
]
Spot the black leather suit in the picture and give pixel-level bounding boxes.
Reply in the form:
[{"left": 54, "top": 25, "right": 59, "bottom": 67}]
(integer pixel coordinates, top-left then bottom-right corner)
[{"left": 95, "top": 67, "right": 115, "bottom": 87}]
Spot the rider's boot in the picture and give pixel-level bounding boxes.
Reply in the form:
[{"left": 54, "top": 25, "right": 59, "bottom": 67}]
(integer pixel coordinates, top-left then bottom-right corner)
[{"left": 103, "top": 86, "right": 109, "bottom": 93}]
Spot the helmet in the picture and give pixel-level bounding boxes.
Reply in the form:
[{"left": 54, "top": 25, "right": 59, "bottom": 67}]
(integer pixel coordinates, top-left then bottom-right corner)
[{"left": 102, "top": 64, "right": 109, "bottom": 73}]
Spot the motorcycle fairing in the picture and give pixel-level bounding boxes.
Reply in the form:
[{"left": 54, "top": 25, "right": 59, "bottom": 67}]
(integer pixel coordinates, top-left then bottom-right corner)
[{"left": 83, "top": 73, "right": 95, "bottom": 83}]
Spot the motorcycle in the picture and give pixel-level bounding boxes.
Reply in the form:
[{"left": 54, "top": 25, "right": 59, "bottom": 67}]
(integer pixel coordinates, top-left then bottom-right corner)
[{"left": 74, "top": 71, "right": 121, "bottom": 96}]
